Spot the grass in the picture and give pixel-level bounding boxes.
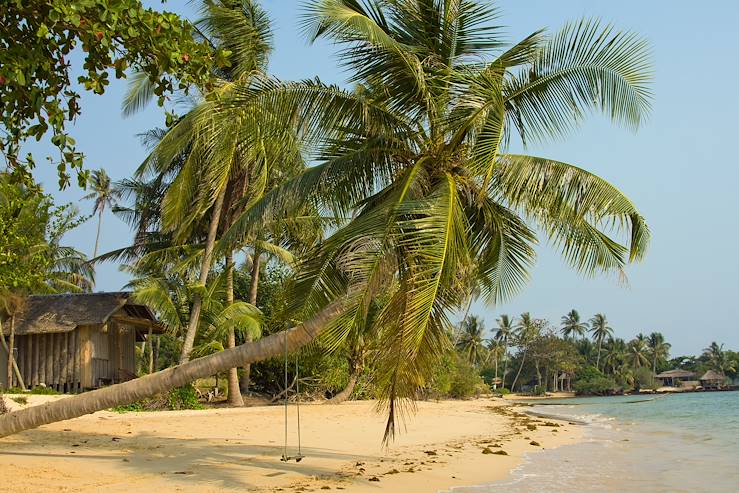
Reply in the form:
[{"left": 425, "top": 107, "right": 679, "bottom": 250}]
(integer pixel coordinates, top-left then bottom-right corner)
[
  {"left": 10, "top": 396, "right": 28, "bottom": 405},
  {"left": 2, "top": 386, "right": 60, "bottom": 395}
]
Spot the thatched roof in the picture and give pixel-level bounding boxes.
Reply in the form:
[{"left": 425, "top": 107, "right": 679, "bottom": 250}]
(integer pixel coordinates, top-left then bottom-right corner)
[
  {"left": 655, "top": 369, "right": 696, "bottom": 379},
  {"left": 700, "top": 370, "right": 727, "bottom": 381},
  {"left": 2, "top": 292, "right": 158, "bottom": 336}
]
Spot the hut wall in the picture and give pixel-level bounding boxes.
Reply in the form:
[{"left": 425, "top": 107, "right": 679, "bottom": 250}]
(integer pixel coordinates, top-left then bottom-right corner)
[
  {"left": 91, "top": 324, "right": 113, "bottom": 387},
  {"left": 0, "top": 343, "right": 7, "bottom": 389}
]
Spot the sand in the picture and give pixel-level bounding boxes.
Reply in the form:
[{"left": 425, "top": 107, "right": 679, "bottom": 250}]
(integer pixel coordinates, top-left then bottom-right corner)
[{"left": 0, "top": 395, "right": 581, "bottom": 492}]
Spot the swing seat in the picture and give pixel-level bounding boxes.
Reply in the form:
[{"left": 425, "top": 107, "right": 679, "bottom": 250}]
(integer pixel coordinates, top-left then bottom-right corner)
[{"left": 281, "top": 454, "right": 304, "bottom": 463}]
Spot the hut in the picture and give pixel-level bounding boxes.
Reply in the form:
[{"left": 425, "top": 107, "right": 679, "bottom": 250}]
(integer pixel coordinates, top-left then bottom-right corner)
[
  {"left": 655, "top": 369, "right": 697, "bottom": 387},
  {"left": 700, "top": 370, "right": 728, "bottom": 390},
  {"left": 0, "top": 292, "right": 162, "bottom": 392}
]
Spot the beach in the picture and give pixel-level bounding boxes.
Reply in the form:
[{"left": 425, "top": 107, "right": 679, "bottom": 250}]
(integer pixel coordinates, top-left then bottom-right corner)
[{"left": 0, "top": 396, "right": 580, "bottom": 492}]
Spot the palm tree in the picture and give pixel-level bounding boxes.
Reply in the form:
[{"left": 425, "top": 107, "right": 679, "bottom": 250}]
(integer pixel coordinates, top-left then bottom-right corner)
[
  {"left": 487, "top": 339, "right": 505, "bottom": 388},
  {"left": 703, "top": 342, "right": 736, "bottom": 375},
  {"left": 560, "top": 309, "right": 588, "bottom": 340},
  {"left": 456, "top": 316, "right": 487, "bottom": 367},
  {"left": 494, "top": 314, "right": 515, "bottom": 388},
  {"left": 0, "top": 1, "right": 653, "bottom": 438},
  {"left": 510, "top": 313, "right": 540, "bottom": 391},
  {"left": 647, "top": 332, "right": 670, "bottom": 374},
  {"left": 603, "top": 337, "right": 627, "bottom": 375},
  {"left": 83, "top": 169, "right": 120, "bottom": 259},
  {"left": 627, "top": 334, "right": 649, "bottom": 368},
  {"left": 589, "top": 313, "right": 613, "bottom": 370}
]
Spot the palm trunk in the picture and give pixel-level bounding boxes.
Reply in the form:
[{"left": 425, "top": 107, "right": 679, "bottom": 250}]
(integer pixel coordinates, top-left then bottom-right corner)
[
  {"left": 180, "top": 188, "right": 227, "bottom": 364},
  {"left": 239, "top": 251, "right": 261, "bottom": 394},
  {"left": 596, "top": 338, "right": 603, "bottom": 371},
  {"left": 511, "top": 350, "right": 526, "bottom": 392},
  {"left": 147, "top": 326, "right": 154, "bottom": 374},
  {"left": 502, "top": 342, "right": 509, "bottom": 389},
  {"left": 493, "top": 353, "right": 499, "bottom": 389},
  {"left": 93, "top": 205, "right": 104, "bottom": 260},
  {"left": 225, "top": 253, "right": 244, "bottom": 406},
  {"left": 0, "top": 300, "right": 343, "bottom": 438},
  {"left": 326, "top": 358, "right": 361, "bottom": 405},
  {"left": 1, "top": 318, "right": 25, "bottom": 390}
]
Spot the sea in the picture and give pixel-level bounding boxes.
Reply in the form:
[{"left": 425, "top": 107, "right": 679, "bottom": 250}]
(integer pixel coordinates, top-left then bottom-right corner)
[{"left": 452, "top": 392, "right": 739, "bottom": 493}]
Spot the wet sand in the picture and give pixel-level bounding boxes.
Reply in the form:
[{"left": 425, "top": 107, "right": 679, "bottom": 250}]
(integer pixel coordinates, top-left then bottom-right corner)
[{"left": 0, "top": 395, "right": 581, "bottom": 492}]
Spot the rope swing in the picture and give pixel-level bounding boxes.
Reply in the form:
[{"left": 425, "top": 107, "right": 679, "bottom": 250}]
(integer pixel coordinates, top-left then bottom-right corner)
[{"left": 281, "top": 329, "right": 304, "bottom": 463}]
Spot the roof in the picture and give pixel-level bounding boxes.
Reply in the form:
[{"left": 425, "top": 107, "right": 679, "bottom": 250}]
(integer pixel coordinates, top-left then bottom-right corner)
[
  {"left": 3, "top": 292, "right": 159, "bottom": 336},
  {"left": 700, "top": 370, "right": 727, "bottom": 381},
  {"left": 655, "top": 369, "right": 696, "bottom": 379}
]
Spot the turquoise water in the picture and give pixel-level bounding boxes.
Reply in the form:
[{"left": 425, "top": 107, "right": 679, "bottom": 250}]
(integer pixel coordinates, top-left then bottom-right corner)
[{"left": 454, "top": 392, "right": 739, "bottom": 493}]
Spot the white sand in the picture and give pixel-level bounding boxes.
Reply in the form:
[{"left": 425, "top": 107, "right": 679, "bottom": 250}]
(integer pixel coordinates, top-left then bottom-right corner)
[{"left": 0, "top": 395, "right": 581, "bottom": 492}]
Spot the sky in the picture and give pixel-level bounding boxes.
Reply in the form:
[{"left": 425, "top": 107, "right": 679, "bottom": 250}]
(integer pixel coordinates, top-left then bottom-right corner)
[{"left": 26, "top": 0, "right": 739, "bottom": 356}]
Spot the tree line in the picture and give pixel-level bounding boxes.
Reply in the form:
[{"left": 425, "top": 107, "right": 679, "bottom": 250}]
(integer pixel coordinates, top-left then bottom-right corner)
[{"left": 455, "top": 310, "right": 738, "bottom": 395}]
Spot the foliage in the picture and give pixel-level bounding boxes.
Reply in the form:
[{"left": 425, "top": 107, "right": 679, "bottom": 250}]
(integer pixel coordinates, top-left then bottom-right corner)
[
  {"left": 167, "top": 384, "right": 203, "bottom": 410},
  {"left": 424, "top": 353, "right": 485, "bottom": 400},
  {"left": 573, "top": 366, "right": 617, "bottom": 395},
  {"left": 0, "top": 174, "right": 92, "bottom": 293},
  {"left": 0, "top": 0, "right": 219, "bottom": 187},
  {"left": 10, "top": 396, "right": 28, "bottom": 405}
]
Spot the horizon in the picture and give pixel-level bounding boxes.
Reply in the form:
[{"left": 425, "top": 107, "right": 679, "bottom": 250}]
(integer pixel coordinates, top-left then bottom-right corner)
[{"left": 24, "top": 0, "right": 739, "bottom": 356}]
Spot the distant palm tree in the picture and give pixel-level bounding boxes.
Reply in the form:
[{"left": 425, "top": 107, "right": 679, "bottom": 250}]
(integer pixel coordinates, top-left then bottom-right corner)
[
  {"left": 589, "top": 313, "right": 613, "bottom": 370},
  {"left": 560, "top": 309, "right": 588, "bottom": 340},
  {"left": 494, "top": 315, "right": 515, "bottom": 388},
  {"left": 603, "top": 337, "right": 627, "bottom": 375},
  {"left": 456, "top": 316, "right": 487, "bottom": 367},
  {"left": 487, "top": 339, "right": 505, "bottom": 388},
  {"left": 511, "top": 313, "right": 540, "bottom": 390},
  {"left": 703, "top": 342, "right": 736, "bottom": 375},
  {"left": 647, "top": 332, "right": 670, "bottom": 374},
  {"left": 83, "top": 169, "right": 120, "bottom": 259},
  {"left": 628, "top": 334, "right": 650, "bottom": 368}
]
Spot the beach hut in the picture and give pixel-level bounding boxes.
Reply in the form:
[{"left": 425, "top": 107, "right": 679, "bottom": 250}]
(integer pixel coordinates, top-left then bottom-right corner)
[
  {"left": 0, "top": 292, "right": 162, "bottom": 392},
  {"left": 654, "top": 369, "right": 696, "bottom": 387},
  {"left": 699, "top": 370, "right": 728, "bottom": 390}
]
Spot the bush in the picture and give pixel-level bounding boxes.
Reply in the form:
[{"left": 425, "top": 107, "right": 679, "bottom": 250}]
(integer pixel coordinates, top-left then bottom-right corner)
[
  {"left": 573, "top": 366, "right": 617, "bottom": 396},
  {"left": 495, "top": 387, "right": 511, "bottom": 395},
  {"left": 168, "top": 384, "right": 203, "bottom": 410},
  {"left": 3, "top": 386, "right": 59, "bottom": 395},
  {"left": 10, "top": 396, "right": 28, "bottom": 405}
]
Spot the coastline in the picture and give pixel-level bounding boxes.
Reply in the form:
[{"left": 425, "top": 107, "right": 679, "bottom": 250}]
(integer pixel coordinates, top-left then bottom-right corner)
[{"left": 0, "top": 395, "right": 581, "bottom": 492}]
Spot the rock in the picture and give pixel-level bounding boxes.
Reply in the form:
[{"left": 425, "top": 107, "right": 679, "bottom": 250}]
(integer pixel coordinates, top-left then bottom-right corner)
[
  {"left": 385, "top": 469, "right": 400, "bottom": 475},
  {"left": 424, "top": 450, "right": 437, "bottom": 455},
  {"left": 481, "top": 447, "right": 494, "bottom": 454},
  {"left": 492, "top": 450, "right": 508, "bottom": 456},
  {"left": 368, "top": 477, "right": 380, "bottom": 482},
  {"left": 529, "top": 441, "right": 540, "bottom": 446},
  {"left": 526, "top": 424, "right": 537, "bottom": 430}
]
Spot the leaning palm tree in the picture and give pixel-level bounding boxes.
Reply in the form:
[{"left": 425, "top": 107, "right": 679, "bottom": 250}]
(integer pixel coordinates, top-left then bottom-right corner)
[
  {"left": 494, "top": 314, "right": 515, "bottom": 388},
  {"left": 647, "top": 331, "right": 670, "bottom": 374},
  {"left": 602, "top": 337, "right": 627, "bottom": 375},
  {"left": 0, "top": 1, "right": 653, "bottom": 438},
  {"left": 456, "top": 315, "right": 487, "bottom": 367},
  {"left": 589, "top": 313, "right": 613, "bottom": 370},
  {"left": 83, "top": 169, "right": 120, "bottom": 259},
  {"left": 560, "top": 309, "right": 588, "bottom": 340}
]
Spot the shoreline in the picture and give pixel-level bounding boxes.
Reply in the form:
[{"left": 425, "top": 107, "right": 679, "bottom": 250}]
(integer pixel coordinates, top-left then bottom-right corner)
[{"left": 0, "top": 395, "right": 582, "bottom": 492}]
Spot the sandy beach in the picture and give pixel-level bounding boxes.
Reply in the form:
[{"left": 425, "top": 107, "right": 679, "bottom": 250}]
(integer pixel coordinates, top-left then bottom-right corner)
[{"left": 0, "top": 395, "right": 580, "bottom": 492}]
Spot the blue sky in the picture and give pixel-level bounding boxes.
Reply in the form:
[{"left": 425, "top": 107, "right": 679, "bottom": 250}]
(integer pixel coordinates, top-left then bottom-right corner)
[{"left": 29, "top": 1, "right": 739, "bottom": 355}]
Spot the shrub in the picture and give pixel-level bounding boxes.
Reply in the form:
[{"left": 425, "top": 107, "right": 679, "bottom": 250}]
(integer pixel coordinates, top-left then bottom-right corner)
[
  {"left": 495, "top": 387, "right": 511, "bottom": 395},
  {"left": 573, "top": 366, "right": 617, "bottom": 395},
  {"left": 111, "top": 402, "right": 145, "bottom": 413},
  {"left": 29, "top": 386, "right": 59, "bottom": 395},
  {"left": 10, "top": 396, "right": 28, "bottom": 405},
  {"left": 168, "top": 384, "right": 203, "bottom": 410}
]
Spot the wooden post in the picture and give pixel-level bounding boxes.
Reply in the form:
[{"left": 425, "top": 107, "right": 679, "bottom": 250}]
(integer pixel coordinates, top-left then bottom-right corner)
[
  {"left": 73, "top": 330, "right": 81, "bottom": 393},
  {"left": 61, "top": 332, "right": 69, "bottom": 393},
  {"left": 54, "top": 332, "right": 62, "bottom": 392},
  {"left": 38, "top": 334, "right": 46, "bottom": 387},
  {"left": 32, "top": 334, "right": 39, "bottom": 388},
  {"left": 153, "top": 336, "right": 160, "bottom": 373},
  {"left": 45, "top": 334, "right": 54, "bottom": 388}
]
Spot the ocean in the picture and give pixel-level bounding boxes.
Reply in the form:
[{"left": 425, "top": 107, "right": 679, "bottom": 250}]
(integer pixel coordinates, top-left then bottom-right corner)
[{"left": 454, "top": 392, "right": 739, "bottom": 493}]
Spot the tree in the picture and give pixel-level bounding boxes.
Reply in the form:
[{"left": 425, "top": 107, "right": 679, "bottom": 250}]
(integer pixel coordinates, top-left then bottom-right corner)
[
  {"left": 0, "top": 0, "right": 217, "bottom": 188},
  {"left": 647, "top": 332, "right": 670, "bottom": 374},
  {"left": 589, "top": 313, "right": 613, "bottom": 370},
  {"left": 602, "top": 337, "right": 627, "bottom": 375},
  {"left": 703, "top": 342, "right": 736, "bottom": 375},
  {"left": 560, "top": 309, "right": 588, "bottom": 340},
  {"left": 456, "top": 316, "right": 487, "bottom": 367},
  {"left": 494, "top": 314, "right": 515, "bottom": 388},
  {"left": 510, "top": 313, "right": 542, "bottom": 390},
  {"left": 0, "top": 1, "right": 653, "bottom": 438},
  {"left": 83, "top": 169, "right": 121, "bottom": 259},
  {"left": 627, "top": 334, "right": 649, "bottom": 369}
]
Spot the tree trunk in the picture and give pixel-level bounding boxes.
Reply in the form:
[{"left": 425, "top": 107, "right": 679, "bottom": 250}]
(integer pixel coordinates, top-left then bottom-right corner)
[
  {"left": 596, "top": 338, "right": 603, "bottom": 371},
  {"left": 93, "top": 204, "right": 104, "bottom": 260},
  {"left": 153, "top": 336, "right": 160, "bottom": 372},
  {"left": 326, "top": 356, "right": 362, "bottom": 404},
  {"left": 240, "top": 251, "right": 261, "bottom": 393},
  {"left": 511, "top": 350, "right": 526, "bottom": 392},
  {"left": 1, "top": 320, "right": 25, "bottom": 390},
  {"left": 179, "top": 188, "right": 227, "bottom": 364},
  {"left": 225, "top": 252, "right": 244, "bottom": 406},
  {"left": 0, "top": 301, "right": 343, "bottom": 438},
  {"left": 493, "top": 353, "right": 499, "bottom": 389},
  {"left": 147, "top": 326, "right": 154, "bottom": 374},
  {"left": 502, "top": 343, "right": 509, "bottom": 389}
]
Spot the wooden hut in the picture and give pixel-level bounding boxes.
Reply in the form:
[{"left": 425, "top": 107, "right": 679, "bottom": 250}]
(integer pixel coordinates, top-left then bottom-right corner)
[
  {"left": 655, "top": 369, "right": 696, "bottom": 387},
  {"left": 700, "top": 370, "right": 728, "bottom": 390},
  {"left": 0, "top": 292, "right": 162, "bottom": 392}
]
